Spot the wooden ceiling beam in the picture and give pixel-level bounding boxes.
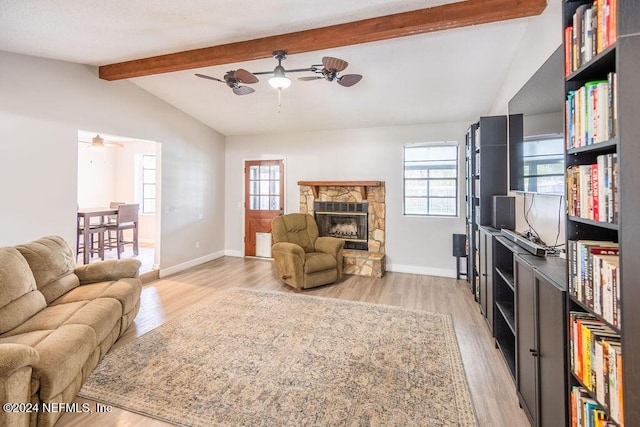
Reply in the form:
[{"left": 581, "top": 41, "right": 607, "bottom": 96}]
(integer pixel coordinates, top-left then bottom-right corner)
[{"left": 98, "top": 0, "right": 546, "bottom": 81}]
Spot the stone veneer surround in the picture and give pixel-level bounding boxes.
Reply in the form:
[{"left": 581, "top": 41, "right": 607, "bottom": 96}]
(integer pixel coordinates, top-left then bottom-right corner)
[{"left": 299, "top": 182, "right": 385, "bottom": 277}]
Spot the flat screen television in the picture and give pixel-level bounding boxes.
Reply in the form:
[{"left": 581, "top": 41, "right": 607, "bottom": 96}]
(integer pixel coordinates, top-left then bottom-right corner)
[{"left": 508, "top": 46, "right": 565, "bottom": 196}]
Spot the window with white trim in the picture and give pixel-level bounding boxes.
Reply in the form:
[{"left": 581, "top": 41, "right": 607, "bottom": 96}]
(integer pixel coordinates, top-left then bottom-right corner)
[
  {"left": 141, "top": 154, "right": 156, "bottom": 214},
  {"left": 403, "top": 142, "right": 458, "bottom": 216}
]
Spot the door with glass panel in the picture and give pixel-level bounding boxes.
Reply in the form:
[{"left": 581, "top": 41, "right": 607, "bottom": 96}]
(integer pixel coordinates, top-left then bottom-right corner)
[{"left": 244, "top": 160, "right": 284, "bottom": 256}]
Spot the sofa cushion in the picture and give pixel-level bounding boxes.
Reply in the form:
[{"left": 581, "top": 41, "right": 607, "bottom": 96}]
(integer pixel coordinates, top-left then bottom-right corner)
[
  {"left": 0, "top": 247, "right": 47, "bottom": 334},
  {"left": 2, "top": 299, "right": 122, "bottom": 345},
  {"left": 304, "top": 252, "right": 338, "bottom": 274},
  {"left": 15, "top": 236, "right": 79, "bottom": 304},
  {"left": 0, "top": 330, "right": 53, "bottom": 347},
  {"left": 49, "top": 278, "right": 142, "bottom": 315},
  {"left": 30, "top": 324, "right": 96, "bottom": 400}
]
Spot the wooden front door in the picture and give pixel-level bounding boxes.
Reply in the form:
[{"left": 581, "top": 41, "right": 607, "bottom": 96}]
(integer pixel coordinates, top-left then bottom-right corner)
[{"left": 244, "top": 160, "right": 284, "bottom": 256}]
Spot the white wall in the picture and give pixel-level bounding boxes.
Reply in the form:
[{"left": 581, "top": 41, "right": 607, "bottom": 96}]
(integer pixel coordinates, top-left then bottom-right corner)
[
  {"left": 225, "top": 123, "right": 469, "bottom": 278},
  {"left": 0, "top": 51, "right": 225, "bottom": 271},
  {"left": 489, "top": 0, "right": 566, "bottom": 246}
]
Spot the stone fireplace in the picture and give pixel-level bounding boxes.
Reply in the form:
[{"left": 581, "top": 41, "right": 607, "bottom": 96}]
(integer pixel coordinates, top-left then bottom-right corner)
[{"left": 299, "top": 181, "right": 385, "bottom": 277}]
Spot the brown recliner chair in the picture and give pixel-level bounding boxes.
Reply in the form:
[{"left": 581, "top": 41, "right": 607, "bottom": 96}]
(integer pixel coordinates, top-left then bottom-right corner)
[{"left": 271, "top": 213, "right": 345, "bottom": 290}]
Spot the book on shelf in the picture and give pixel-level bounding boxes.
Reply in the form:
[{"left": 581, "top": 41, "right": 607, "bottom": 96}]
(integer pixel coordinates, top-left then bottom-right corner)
[
  {"left": 569, "top": 313, "right": 624, "bottom": 425},
  {"left": 607, "top": 341, "right": 623, "bottom": 425},
  {"left": 572, "top": 385, "right": 618, "bottom": 427},
  {"left": 565, "top": 0, "right": 618, "bottom": 75},
  {"left": 566, "top": 153, "right": 618, "bottom": 223},
  {"left": 568, "top": 241, "right": 620, "bottom": 327},
  {"left": 566, "top": 73, "right": 617, "bottom": 149}
]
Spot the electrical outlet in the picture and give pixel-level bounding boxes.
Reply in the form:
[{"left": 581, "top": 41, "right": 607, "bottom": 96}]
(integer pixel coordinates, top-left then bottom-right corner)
[{"left": 195, "top": 241, "right": 200, "bottom": 249}]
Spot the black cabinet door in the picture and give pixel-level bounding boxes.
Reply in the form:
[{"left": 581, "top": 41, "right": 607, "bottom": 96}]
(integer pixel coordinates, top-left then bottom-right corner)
[
  {"left": 479, "top": 229, "right": 488, "bottom": 318},
  {"left": 486, "top": 234, "right": 494, "bottom": 333},
  {"left": 515, "top": 256, "right": 537, "bottom": 425},
  {"left": 536, "top": 274, "right": 567, "bottom": 427}
]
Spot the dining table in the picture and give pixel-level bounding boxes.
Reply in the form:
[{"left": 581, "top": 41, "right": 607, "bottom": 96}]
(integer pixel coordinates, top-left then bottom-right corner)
[{"left": 77, "top": 207, "right": 118, "bottom": 264}]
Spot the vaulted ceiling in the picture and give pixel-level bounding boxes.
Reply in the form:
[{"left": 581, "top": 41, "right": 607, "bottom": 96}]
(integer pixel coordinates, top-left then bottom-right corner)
[{"left": 0, "top": 0, "right": 548, "bottom": 135}]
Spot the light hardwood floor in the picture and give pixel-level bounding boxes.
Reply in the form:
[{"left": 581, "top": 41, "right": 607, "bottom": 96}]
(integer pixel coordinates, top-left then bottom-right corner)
[{"left": 58, "top": 256, "right": 530, "bottom": 427}]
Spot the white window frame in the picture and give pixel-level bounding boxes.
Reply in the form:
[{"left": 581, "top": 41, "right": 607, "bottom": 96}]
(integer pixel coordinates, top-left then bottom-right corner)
[
  {"left": 141, "top": 154, "right": 156, "bottom": 214},
  {"left": 403, "top": 141, "right": 459, "bottom": 217}
]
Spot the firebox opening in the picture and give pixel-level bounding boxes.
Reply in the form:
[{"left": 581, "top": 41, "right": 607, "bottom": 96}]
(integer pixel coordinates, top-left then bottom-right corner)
[{"left": 314, "top": 202, "right": 368, "bottom": 251}]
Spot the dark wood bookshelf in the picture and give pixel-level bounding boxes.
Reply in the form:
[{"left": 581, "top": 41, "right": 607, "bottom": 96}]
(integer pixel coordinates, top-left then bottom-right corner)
[
  {"left": 496, "top": 301, "right": 515, "bottom": 334},
  {"left": 495, "top": 268, "right": 514, "bottom": 291},
  {"left": 563, "top": 0, "right": 640, "bottom": 424},
  {"left": 567, "top": 215, "right": 619, "bottom": 230},
  {"left": 566, "top": 138, "right": 618, "bottom": 155},
  {"left": 568, "top": 294, "right": 621, "bottom": 334},
  {"left": 566, "top": 43, "right": 616, "bottom": 84},
  {"left": 464, "top": 117, "right": 507, "bottom": 305}
]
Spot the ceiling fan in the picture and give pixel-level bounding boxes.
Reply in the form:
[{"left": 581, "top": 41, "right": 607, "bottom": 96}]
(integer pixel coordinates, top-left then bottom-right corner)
[
  {"left": 194, "top": 50, "right": 362, "bottom": 95},
  {"left": 297, "top": 56, "right": 363, "bottom": 87},
  {"left": 78, "top": 134, "right": 124, "bottom": 149},
  {"left": 195, "top": 69, "right": 259, "bottom": 95}
]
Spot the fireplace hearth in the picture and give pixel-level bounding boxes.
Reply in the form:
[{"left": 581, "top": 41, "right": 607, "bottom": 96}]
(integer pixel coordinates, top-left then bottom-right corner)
[{"left": 314, "top": 201, "right": 368, "bottom": 250}]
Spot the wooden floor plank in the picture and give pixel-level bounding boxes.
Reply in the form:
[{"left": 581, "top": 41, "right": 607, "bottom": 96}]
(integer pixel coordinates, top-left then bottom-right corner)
[{"left": 57, "top": 256, "right": 529, "bottom": 426}]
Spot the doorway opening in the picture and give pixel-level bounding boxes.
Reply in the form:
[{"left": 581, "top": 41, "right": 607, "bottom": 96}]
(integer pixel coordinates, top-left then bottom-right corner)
[{"left": 77, "top": 130, "right": 161, "bottom": 275}]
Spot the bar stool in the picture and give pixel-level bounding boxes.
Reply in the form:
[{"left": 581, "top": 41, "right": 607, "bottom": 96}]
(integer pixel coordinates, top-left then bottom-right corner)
[
  {"left": 77, "top": 217, "right": 106, "bottom": 261},
  {"left": 105, "top": 203, "right": 139, "bottom": 258}
]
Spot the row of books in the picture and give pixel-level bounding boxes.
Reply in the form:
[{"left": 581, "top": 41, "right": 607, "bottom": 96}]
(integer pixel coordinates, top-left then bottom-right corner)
[
  {"left": 565, "top": 0, "right": 618, "bottom": 75},
  {"left": 571, "top": 386, "right": 616, "bottom": 427},
  {"left": 568, "top": 240, "right": 620, "bottom": 328},
  {"left": 566, "top": 72, "right": 617, "bottom": 149},
  {"left": 566, "top": 153, "right": 618, "bottom": 223},
  {"left": 570, "top": 312, "right": 624, "bottom": 425}
]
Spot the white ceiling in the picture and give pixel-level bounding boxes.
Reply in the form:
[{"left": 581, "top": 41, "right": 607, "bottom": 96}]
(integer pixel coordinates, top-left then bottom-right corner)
[{"left": 0, "top": 0, "right": 540, "bottom": 136}]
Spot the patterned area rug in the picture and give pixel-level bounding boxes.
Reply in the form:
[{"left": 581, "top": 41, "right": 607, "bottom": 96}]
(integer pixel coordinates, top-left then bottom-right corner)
[{"left": 79, "top": 288, "right": 478, "bottom": 426}]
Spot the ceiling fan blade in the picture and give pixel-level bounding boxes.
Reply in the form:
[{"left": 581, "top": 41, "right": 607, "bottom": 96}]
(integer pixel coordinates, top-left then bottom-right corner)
[
  {"left": 232, "top": 86, "right": 255, "bottom": 96},
  {"left": 322, "top": 57, "right": 348, "bottom": 72},
  {"left": 337, "top": 74, "right": 362, "bottom": 87},
  {"left": 195, "top": 73, "right": 224, "bottom": 83},
  {"left": 234, "top": 69, "right": 259, "bottom": 84},
  {"left": 298, "top": 76, "right": 323, "bottom": 81}
]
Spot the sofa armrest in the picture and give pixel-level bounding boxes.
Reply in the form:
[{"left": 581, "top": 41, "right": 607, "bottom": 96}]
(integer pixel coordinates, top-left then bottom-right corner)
[
  {"left": 315, "top": 237, "right": 345, "bottom": 278},
  {"left": 0, "top": 344, "right": 39, "bottom": 377},
  {"left": 272, "top": 242, "right": 305, "bottom": 259},
  {"left": 75, "top": 259, "right": 142, "bottom": 285},
  {"left": 315, "top": 237, "right": 345, "bottom": 258},
  {"left": 271, "top": 242, "right": 306, "bottom": 288},
  {"left": 0, "top": 344, "right": 39, "bottom": 427}
]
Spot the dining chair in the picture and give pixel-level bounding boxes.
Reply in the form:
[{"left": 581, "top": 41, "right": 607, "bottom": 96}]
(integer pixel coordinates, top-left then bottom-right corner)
[
  {"left": 105, "top": 203, "right": 139, "bottom": 259},
  {"left": 105, "top": 201, "right": 125, "bottom": 244}
]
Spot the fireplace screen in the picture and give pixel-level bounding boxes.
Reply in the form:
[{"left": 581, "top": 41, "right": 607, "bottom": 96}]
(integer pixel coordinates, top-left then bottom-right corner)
[{"left": 314, "top": 202, "right": 368, "bottom": 250}]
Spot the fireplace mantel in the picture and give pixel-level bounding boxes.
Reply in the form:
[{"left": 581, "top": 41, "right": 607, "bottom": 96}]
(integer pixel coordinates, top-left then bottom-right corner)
[{"left": 297, "top": 181, "right": 382, "bottom": 199}]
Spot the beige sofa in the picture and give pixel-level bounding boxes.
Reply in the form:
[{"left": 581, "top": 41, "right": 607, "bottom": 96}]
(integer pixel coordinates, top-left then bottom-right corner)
[{"left": 0, "top": 236, "right": 142, "bottom": 427}]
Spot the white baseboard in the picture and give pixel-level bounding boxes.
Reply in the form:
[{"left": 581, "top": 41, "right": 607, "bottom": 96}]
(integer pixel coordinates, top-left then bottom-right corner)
[
  {"left": 224, "top": 249, "right": 244, "bottom": 257},
  {"left": 195, "top": 249, "right": 457, "bottom": 279},
  {"left": 386, "top": 264, "right": 457, "bottom": 279},
  {"left": 159, "top": 251, "right": 225, "bottom": 278}
]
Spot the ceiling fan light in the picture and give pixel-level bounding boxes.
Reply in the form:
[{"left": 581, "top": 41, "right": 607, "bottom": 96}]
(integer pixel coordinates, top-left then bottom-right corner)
[
  {"left": 91, "top": 135, "right": 105, "bottom": 149},
  {"left": 269, "top": 64, "right": 291, "bottom": 89},
  {"left": 269, "top": 75, "right": 291, "bottom": 90}
]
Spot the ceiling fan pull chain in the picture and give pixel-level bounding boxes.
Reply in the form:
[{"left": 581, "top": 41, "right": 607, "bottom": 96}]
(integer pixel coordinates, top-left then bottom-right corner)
[{"left": 277, "top": 88, "right": 283, "bottom": 113}]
